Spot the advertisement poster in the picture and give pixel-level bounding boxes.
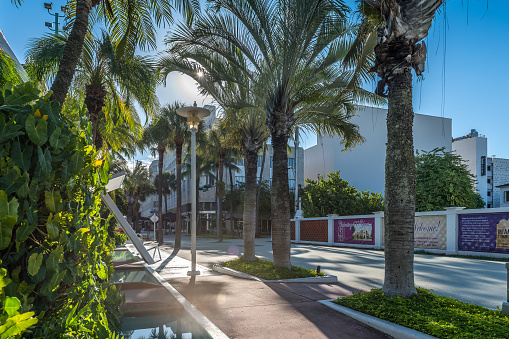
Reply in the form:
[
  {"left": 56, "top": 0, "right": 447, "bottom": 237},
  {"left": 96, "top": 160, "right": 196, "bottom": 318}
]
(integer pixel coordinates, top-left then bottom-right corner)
[
  {"left": 458, "top": 213, "right": 509, "bottom": 253},
  {"left": 414, "top": 215, "right": 447, "bottom": 249},
  {"left": 334, "top": 218, "right": 375, "bottom": 245}
]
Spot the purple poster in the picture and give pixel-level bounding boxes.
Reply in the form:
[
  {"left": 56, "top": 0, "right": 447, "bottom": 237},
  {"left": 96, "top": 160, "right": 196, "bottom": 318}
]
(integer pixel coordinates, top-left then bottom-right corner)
[
  {"left": 458, "top": 213, "right": 509, "bottom": 253},
  {"left": 334, "top": 218, "right": 375, "bottom": 245}
]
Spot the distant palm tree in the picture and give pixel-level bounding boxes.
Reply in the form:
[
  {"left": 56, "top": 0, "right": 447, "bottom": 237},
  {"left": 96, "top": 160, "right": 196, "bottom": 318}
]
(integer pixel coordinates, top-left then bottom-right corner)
[
  {"left": 367, "top": 0, "right": 443, "bottom": 297},
  {"left": 26, "top": 32, "right": 158, "bottom": 151},
  {"left": 123, "top": 161, "right": 154, "bottom": 232},
  {"left": 163, "top": 0, "right": 378, "bottom": 268},
  {"left": 154, "top": 171, "right": 176, "bottom": 215}
]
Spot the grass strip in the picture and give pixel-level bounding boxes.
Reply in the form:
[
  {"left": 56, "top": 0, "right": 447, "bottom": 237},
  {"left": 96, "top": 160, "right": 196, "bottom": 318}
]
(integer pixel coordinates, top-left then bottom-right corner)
[
  {"left": 334, "top": 288, "right": 509, "bottom": 339},
  {"left": 221, "top": 257, "right": 325, "bottom": 280}
]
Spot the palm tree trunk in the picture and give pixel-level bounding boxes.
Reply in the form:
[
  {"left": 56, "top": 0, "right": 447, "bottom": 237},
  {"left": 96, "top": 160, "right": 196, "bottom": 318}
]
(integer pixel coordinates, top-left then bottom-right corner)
[
  {"left": 217, "top": 156, "right": 224, "bottom": 242},
  {"left": 255, "top": 143, "right": 267, "bottom": 238},
  {"left": 157, "top": 147, "right": 165, "bottom": 245},
  {"left": 84, "top": 82, "right": 106, "bottom": 149},
  {"left": 228, "top": 154, "right": 235, "bottom": 236},
  {"left": 271, "top": 134, "right": 291, "bottom": 269},
  {"left": 175, "top": 144, "right": 183, "bottom": 249},
  {"left": 243, "top": 149, "right": 258, "bottom": 261},
  {"left": 382, "top": 66, "right": 417, "bottom": 297},
  {"left": 50, "top": 0, "right": 99, "bottom": 105}
]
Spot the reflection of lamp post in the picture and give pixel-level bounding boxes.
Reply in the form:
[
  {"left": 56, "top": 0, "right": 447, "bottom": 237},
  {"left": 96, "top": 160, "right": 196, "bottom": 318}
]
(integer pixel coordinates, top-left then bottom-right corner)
[{"left": 177, "top": 102, "right": 210, "bottom": 276}]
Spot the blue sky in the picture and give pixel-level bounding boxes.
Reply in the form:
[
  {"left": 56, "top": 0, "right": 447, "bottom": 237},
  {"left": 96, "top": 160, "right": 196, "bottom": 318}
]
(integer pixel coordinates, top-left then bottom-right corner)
[{"left": 1, "top": 0, "right": 507, "bottom": 164}]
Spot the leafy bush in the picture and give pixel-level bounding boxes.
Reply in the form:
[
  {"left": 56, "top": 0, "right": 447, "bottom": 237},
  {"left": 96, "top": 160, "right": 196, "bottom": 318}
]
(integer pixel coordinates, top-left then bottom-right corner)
[
  {"left": 0, "top": 83, "right": 122, "bottom": 337},
  {"left": 300, "top": 171, "right": 383, "bottom": 217},
  {"left": 334, "top": 288, "right": 509, "bottom": 339},
  {"left": 222, "top": 257, "right": 325, "bottom": 280},
  {"left": 415, "top": 148, "right": 485, "bottom": 211},
  {"left": 114, "top": 232, "right": 128, "bottom": 247}
]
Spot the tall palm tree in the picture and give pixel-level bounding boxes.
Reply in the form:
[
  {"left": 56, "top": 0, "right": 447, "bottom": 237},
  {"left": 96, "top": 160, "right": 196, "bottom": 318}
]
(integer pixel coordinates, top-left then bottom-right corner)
[
  {"left": 49, "top": 0, "right": 199, "bottom": 106},
  {"left": 140, "top": 103, "right": 186, "bottom": 244},
  {"left": 123, "top": 161, "right": 154, "bottom": 232},
  {"left": 365, "top": 0, "right": 442, "bottom": 297},
  {"left": 163, "top": 0, "right": 377, "bottom": 268},
  {"left": 26, "top": 32, "right": 157, "bottom": 151},
  {"left": 154, "top": 171, "right": 176, "bottom": 216}
]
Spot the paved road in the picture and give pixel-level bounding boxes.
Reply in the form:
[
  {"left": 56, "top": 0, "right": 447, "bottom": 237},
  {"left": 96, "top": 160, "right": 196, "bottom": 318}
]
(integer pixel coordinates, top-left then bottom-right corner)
[{"left": 154, "top": 233, "right": 508, "bottom": 310}]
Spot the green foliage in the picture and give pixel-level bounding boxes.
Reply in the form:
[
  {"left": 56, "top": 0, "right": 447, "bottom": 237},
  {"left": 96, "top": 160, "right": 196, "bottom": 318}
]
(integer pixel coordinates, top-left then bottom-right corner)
[
  {"left": 334, "top": 288, "right": 509, "bottom": 339},
  {"left": 300, "top": 171, "right": 383, "bottom": 217},
  {"left": 416, "top": 148, "right": 485, "bottom": 212},
  {"left": 0, "top": 82, "right": 122, "bottom": 337},
  {"left": 223, "top": 181, "right": 272, "bottom": 219},
  {"left": 222, "top": 257, "right": 325, "bottom": 280},
  {"left": 114, "top": 232, "right": 128, "bottom": 247}
]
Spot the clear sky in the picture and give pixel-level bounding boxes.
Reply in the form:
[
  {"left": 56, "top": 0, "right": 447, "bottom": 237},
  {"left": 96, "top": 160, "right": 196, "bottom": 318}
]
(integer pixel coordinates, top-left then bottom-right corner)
[{"left": 1, "top": 0, "right": 507, "bottom": 164}]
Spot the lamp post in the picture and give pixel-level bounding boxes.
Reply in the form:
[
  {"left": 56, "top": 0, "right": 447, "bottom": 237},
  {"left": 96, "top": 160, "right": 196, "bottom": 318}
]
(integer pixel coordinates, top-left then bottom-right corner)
[{"left": 177, "top": 102, "right": 210, "bottom": 276}]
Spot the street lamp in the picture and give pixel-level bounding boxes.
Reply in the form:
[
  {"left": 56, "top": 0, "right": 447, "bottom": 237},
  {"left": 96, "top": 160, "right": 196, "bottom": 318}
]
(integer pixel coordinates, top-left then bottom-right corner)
[{"left": 177, "top": 101, "right": 210, "bottom": 276}]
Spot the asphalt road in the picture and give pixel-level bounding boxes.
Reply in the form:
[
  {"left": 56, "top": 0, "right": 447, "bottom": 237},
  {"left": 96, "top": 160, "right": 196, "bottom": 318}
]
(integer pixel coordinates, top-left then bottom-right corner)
[{"left": 155, "top": 233, "right": 508, "bottom": 310}]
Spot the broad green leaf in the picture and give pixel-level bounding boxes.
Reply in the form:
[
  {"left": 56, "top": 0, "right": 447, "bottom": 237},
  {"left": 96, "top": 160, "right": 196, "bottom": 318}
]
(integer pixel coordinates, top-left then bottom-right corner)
[
  {"left": 0, "top": 191, "right": 18, "bottom": 219},
  {"left": 11, "top": 142, "right": 32, "bottom": 171},
  {"left": 37, "top": 146, "right": 52, "bottom": 174},
  {"left": 0, "top": 215, "right": 16, "bottom": 250},
  {"left": 0, "top": 267, "right": 11, "bottom": 289},
  {"left": 96, "top": 262, "right": 107, "bottom": 280},
  {"left": 68, "top": 152, "right": 84, "bottom": 175},
  {"left": 44, "top": 191, "right": 62, "bottom": 213},
  {"left": 17, "top": 281, "right": 34, "bottom": 297},
  {"left": 15, "top": 222, "right": 36, "bottom": 242},
  {"left": 0, "top": 166, "right": 24, "bottom": 195},
  {"left": 0, "top": 115, "right": 23, "bottom": 142},
  {"left": 27, "top": 253, "right": 43, "bottom": 276},
  {"left": 4, "top": 297, "right": 20, "bottom": 317},
  {"left": 40, "top": 269, "right": 66, "bottom": 296},
  {"left": 24, "top": 200, "right": 37, "bottom": 225},
  {"left": 46, "top": 246, "right": 63, "bottom": 274},
  {"left": 25, "top": 115, "right": 47, "bottom": 146},
  {"left": 0, "top": 312, "right": 38, "bottom": 339},
  {"left": 49, "top": 127, "right": 69, "bottom": 149},
  {"left": 15, "top": 173, "right": 29, "bottom": 199},
  {"left": 46, "top": 214, "right": 59, "bottom": 240}
]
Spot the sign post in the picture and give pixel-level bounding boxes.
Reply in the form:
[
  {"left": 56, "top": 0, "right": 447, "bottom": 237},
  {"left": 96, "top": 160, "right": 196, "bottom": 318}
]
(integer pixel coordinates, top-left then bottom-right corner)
[{"left": 150, "top": 212, "right": 158, "bottom": 242}]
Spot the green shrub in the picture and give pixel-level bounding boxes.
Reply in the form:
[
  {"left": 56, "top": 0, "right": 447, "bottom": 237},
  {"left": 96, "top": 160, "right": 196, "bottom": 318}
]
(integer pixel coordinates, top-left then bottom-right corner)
[
  {"left": 334, "top": 288, "right": 509, "bottom": 339},
  {"left": 222, "top": 257, "right": 325, "bottom": 280},
  {"left": 114, "top": 232, "right": 128, "bottom": 247},
  {"left": 0, "top": 82, "right": 122, "bottom": 337}
]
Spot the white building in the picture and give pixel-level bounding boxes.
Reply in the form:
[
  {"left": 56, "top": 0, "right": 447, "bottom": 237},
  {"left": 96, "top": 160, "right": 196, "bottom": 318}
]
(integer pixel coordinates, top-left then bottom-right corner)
[{"left": 304, "top": 105, "right": 452, "bottom": 194}]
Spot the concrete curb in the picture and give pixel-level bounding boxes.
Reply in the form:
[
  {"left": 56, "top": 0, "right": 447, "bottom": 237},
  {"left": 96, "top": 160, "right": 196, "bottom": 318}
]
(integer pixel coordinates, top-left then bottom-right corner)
[
  {"left": 212, "top": 264, "right": 338, "bottom": 283},
  {"left": 318, "top": 299, "right": 438, "bottom": 339},
  {"left": 144, "top": 263, "right": 229, "bottom": 339}
]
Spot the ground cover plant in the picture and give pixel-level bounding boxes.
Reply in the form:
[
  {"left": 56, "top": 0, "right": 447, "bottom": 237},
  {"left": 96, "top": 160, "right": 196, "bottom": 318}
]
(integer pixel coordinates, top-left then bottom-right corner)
[
  {"left": 222, "top": 257, "right": 325, "bottom": 280},
  {"left": 334, "top": 288, "right": 509, "bottom": 339},
  {"left": 0, "top": 82, "right": 122, "bottom": 337}
]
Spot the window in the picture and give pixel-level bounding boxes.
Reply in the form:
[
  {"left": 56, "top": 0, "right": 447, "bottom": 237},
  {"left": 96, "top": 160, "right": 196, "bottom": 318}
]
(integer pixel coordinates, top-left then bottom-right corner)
[
  {"left": 487, "top": 165, "right": 491, "bottom": 171},
  {"left": 488, "top": 204, "right": 492, "bottom": 208},
  {"left": 206, "top": 175, "right": 215, "bottom": 186},
  {"left": 288, "top": 158, "right": 295, "bottom": 169},
  {"left": 258, "top": 156, "right": 263, "bottom": 167},
  {"left": 487, "top": 191, "right": 491, "bottom": 197},
  {"left": 270, "top": 156, "right": 273, "bottom": 168},
  {"left": 153, "top": 201, "right": 157, "bottom": 208},
  {"left": 237, "top": 158, "right": 244, "bottom": 166},
  {"left": 505, "top": 191, "right": 509, "bottom": 203},
  {"left": 235, "top": 176, "right": 245, "bottom": 185},
  {"left": 487, "top": 179, "right": 491, "bottom": 184},
  {"left": 289, "top": 179, "right": 296, "bottom": 191}
]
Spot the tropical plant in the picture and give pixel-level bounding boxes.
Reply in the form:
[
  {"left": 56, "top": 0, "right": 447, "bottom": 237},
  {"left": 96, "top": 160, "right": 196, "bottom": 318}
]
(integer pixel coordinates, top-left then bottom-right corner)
[
  {"left": 154, "top": 171, "right": 177, "bottom": 216},
  {"left": 0, "top": 82, "right": 122, "bottom": 336},
  {"left": 48, "top": 0, "right": 200, "bottom": 106},
  {"left": 182, "top": 152, "right": 216, "bottom": 221},
  {"left": 123, "top": 161, "right": 154, "bottom": 232},
  {"left": 0, "top": 49, "right": 25, "bottom": 87},
  {"left": 367, "top": 0, "right": 443, "bottom": 297},
  {"left": 26, "top": 32, "right": 157, "bottom": 151},
  {"left": 164, "top": 0, "right": 377, "bottom": 268},
  {"left": 300, "top": 171, "right": 383, "bottom": 217},
  {"left": 415, "top": 148, "right": 484, "bottom": 211}
]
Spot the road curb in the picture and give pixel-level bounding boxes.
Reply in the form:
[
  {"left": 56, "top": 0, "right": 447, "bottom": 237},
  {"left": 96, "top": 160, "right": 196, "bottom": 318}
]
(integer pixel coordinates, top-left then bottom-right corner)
[
  {"left": 318, "top": 299, "right": 438, "bottom": 339},
  {"left": 213, "top": 264, "right": 338, "bottom": 283}
]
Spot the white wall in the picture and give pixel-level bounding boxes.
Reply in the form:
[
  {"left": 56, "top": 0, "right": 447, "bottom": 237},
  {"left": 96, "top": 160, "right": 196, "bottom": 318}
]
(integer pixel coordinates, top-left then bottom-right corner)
[{"left": 304, "top": 106, "right": 453, "bottom": 194}]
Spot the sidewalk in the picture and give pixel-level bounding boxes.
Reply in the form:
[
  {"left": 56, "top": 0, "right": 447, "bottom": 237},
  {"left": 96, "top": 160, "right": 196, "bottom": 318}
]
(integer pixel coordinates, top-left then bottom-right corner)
[{"left": 139, "top": 242, "right": 392, "bottom": 339}]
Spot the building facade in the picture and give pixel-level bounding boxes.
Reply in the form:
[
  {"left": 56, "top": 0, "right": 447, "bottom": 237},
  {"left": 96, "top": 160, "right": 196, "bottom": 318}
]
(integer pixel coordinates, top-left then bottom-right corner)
[{"left": 304, "top": 105, "right": 453, "bottom": 194}]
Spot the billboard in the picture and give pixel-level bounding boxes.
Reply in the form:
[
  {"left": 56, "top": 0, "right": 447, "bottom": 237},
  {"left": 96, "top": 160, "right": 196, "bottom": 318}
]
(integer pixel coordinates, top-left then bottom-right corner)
[
  {"left": 458, "top": 213, "right": 509, "bottom": 253},
  {"left": 334, "top": 218, "right": 375, "bottom": 245},
  {"left": 414, "top": 215, "right": 447, "bottom": 250}
]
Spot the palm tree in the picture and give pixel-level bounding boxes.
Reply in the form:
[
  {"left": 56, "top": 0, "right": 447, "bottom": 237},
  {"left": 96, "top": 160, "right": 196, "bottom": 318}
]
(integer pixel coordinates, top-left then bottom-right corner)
[
  {"left": 123, "top": 161, "right": 154, "bottom": 232},
  {"left": 26, "top": 32, "right": 157, "bottom": 151},
  {"left": 49, "top": 0, "right": 199, "bottom": 106},
  {"left": 140, "top": 103, "right": 186, "bottom": 245},
  {"left": 363, "top": 0, "right": 442, "bottom": 297},
  {"left": 154, "top": 171, "right": 176, "bottom": 216},
  {"left": 163, "top": 0, "right": 377, "bottom": 268}
]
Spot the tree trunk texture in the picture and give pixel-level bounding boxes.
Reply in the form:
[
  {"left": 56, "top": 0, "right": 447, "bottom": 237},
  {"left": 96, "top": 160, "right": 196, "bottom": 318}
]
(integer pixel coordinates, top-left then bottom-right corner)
[
  {"left": 175, "top": 144, "right": 183, "bottom": 249},
  {"left": 382, "top": 64, "right": 417, "bottom": 297},
  {"left": 228, "top": 155, "right": 235, "bottom": 236},
  {"left": 271, "top": 134, "right": 291, "bottom": 269},
  {"left": 255, "top": 143, "right": 266, "bottom": 238},
  {"left": 50, "top": 0, "right": 99, "bottom": 105},
  {"left": 217, "top": 156, "right": 224, "bottom": 242},
  {"left": 157, "top": 147, "right": 165, "bottom": 245},
  {"left": 84, "top": 82, "right": 106, "bottom": 150},
  {"left": 243, "top": 149, "right": 258, "bottom": 261}
]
